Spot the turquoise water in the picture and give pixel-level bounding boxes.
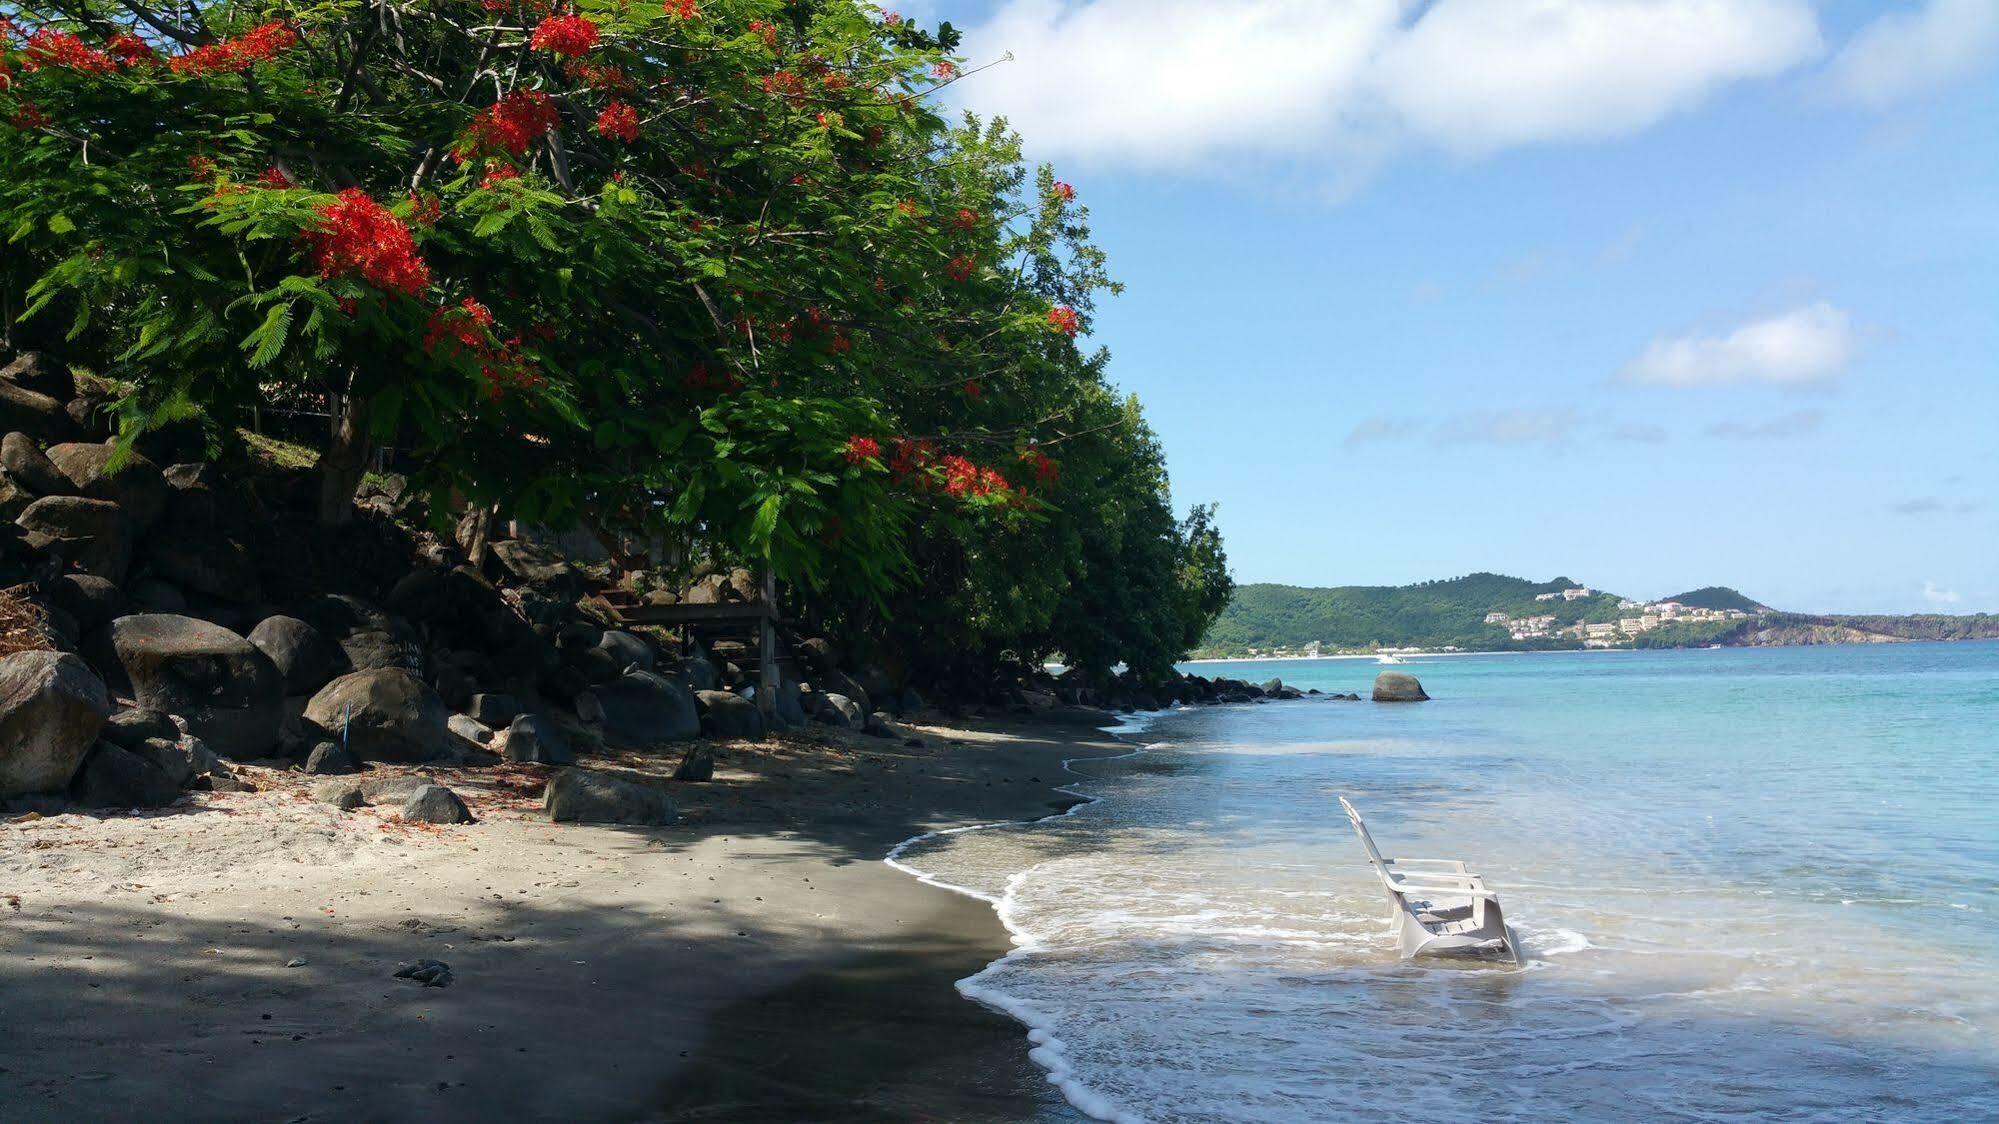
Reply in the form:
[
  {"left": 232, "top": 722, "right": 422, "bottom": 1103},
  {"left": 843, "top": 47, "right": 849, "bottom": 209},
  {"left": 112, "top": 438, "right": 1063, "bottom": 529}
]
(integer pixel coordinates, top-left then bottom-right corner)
[{"left": 893, "top": 642, "right": 1999, "bottom": 1122}]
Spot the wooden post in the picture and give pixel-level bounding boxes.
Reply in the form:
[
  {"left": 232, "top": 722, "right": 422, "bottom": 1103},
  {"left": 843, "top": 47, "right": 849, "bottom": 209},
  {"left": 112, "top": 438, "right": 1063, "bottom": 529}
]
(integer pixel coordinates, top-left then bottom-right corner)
[{"left": 758, "top": 569, "right": 778, "bottom": 715}]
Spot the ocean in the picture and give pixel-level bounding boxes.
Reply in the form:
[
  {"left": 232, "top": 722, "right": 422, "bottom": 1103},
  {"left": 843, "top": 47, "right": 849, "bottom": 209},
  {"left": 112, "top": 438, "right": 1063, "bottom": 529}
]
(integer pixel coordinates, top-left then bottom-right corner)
[{"left": 887, "top": 642, "right": 1999, "bottom": 1122}]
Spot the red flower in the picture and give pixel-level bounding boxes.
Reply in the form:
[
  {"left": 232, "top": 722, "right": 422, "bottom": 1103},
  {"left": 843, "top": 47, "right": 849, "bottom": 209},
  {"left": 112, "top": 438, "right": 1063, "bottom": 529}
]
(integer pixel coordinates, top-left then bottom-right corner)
[
  {"left": 932, "top": 61, "right": 958, "bottom": 79},
  {"left": 962, "top": 379, "right": 982, "bottom": 401},
  {"left": 106, "top": 34, "right": 157, "bottom": 68},
  {"left": 945, "top": 255, "right": 975, "bottom": 283},
  {"left": 844, "top": 435, "right": 881, "bottom": 465},
  {"left": 23, "top": 29, "right": 115, "bottom": 74},
  {"left": 1052, "top": 181, "right": 1076, "bottom": 202},
  {"left": 1020, "top": 448, "right": 1059, "bottom": 484},
  {"left": 762, "top": 69, "right": 805, "bottom": 103},
  {"left": 888, "top": 437, "right": 937, "bottom": 482},
  {"left": 531, "top": 14, "right": 600, "bottom": 58},
  {"left": 665, "top": 0, "right": 700, "bottom": 19},
  {"left": 1047, "top": 305, "right": 1080, "bottom": 336},
  {"left": 301, "top": 188, "right": 432, "bottom": 298},
  {"left": 596, "top": 100, "right": 640, "bottom": 142},
  {"left": 950, "top": 208, "right": 977, "bottom": 232},
  {"left": 186, "top": 155, "right": 218, "bottom": 181},
  {"left": 6, "top": 101, "right": 48, "bottom": 130},
  {"left": 423, "top": 296, "right": 496, "bottom": 356},
  {"left": 408, "top": 191, "right": 443, "bottom": 226},
  {"left": 749, "top": 20, "right": 778, "bottom": 50},
  {"left": 459, "top": 90, "right": 560, "bottom": 161},
  {"left": 481, "top": 164, "right": 521, "bottom": 189},
  {"left": 257, "top": 166, "right": 294, "bottom": 189},
  {"left": 168, "top": 21, "right": 296, "bottom": 75}
]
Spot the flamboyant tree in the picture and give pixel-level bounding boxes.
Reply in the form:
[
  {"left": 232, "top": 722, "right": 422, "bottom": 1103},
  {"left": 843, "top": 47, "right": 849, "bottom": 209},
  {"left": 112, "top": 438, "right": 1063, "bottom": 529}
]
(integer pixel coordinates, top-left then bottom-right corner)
[{"left": 0, "top": 0, "right": 1230, "bottom": 668}]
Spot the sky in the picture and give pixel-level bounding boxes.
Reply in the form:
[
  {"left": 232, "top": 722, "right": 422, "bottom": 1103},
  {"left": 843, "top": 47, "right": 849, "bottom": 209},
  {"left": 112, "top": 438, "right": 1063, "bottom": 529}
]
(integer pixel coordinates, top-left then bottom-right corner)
[{"left": 915, "top": 0, "right": 1999, "bottom": 614}]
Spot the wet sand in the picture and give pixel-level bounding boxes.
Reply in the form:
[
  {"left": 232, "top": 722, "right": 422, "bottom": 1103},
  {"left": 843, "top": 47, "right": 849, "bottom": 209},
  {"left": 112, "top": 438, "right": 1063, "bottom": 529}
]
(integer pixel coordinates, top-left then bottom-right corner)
[{"left": 0, "top": 719, "right": 1125, "bottom": 1122}]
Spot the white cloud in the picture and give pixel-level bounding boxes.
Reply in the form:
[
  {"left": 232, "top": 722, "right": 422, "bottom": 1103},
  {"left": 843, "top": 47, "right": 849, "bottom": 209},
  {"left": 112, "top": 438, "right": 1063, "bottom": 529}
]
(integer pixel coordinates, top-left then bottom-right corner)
[
  {"left": 1436, "top": 408, "right": 1582, "bottom": 447},
  {"left": 1704, "top": 408, "right": 1826, "bottom": 439},
  {"left": 1621, "top": 303, "right": 1853, "bottom": 387},
  {"left": 1826, "top": 0, "right": 1999, "bottom": 107},
  {"left": 953, "top": 0, "right": 1822, "bottom": 178},
  {"left": 1923, "top": 581, "right": 1962, "bottom": 606}
]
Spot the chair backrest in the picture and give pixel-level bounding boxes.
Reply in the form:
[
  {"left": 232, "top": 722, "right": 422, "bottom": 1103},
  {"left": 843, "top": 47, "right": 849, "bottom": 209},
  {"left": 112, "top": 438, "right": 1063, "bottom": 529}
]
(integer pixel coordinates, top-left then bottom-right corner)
[{"left": 1339, "top": 796, "right": 1390, "bottom": 869}]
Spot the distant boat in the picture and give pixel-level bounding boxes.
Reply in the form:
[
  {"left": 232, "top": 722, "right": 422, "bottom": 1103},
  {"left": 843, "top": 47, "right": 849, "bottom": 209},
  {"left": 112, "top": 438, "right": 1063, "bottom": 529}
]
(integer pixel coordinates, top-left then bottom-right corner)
[{"left": 1376, "top": 652, "right": 1407, "bottom": 665}]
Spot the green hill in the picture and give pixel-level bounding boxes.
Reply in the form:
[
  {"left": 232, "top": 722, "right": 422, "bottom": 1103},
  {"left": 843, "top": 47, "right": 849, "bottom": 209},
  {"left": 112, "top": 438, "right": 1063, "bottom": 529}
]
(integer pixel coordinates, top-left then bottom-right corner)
[
  {"left": 1197, "top": 573, "right": 1625, "bottom": 655},
  {"left": 1662, "top": 586, "right": 1768, "bottom": 612}
]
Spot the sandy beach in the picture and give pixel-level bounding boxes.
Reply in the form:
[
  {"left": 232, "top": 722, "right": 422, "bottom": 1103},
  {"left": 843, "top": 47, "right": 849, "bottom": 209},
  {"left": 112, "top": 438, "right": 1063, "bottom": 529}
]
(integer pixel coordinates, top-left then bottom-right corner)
[{"left": 0, "top": 719, "right": 1125, "bottom": 1122}]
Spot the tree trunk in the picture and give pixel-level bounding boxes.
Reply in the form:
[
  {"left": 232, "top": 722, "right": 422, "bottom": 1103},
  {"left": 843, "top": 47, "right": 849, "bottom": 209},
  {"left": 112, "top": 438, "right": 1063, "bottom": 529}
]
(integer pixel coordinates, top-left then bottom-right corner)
[{"left": 317, "top": 388, "right": 371, "bottom": 527}]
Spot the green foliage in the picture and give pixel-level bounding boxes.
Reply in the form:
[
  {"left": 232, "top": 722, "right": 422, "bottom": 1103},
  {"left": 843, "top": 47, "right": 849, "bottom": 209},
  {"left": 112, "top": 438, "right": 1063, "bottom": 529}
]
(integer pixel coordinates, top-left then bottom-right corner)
[
  {"left": 1200, "top": 573, "right": 1622, "bottom": 654},
  {"left": 1662, "top": 586, "right": 1768, "bottom": 612},
  {"left": 0, "top": 1, "right": 1230, "bottom": 675}
]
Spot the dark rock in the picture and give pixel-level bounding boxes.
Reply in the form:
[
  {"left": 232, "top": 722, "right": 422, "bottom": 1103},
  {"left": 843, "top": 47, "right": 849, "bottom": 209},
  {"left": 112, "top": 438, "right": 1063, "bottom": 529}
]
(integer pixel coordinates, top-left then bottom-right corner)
[
  {"left": 544, "top": 768, "right": 677, "bottom": 825},
  {"left": 45, "top": 573, "right": 129, "bottom": 630},
  {"left": 140, "top": 521, "right": 260, "bottom": 603},
  {"left": 504, "top": 713, "right": 575, "bottom": 765},
  {"left": 574, "top": 690, "right": 603, "bottom": 724},
  {"left": 1, "top": 353, "right": 76, "bottom": 401},
  {"left": 295, "top": 595, "right": 414, "bottom": 674},
  {"left": 393, "top": 958, "right": 454, "bottom": 987},
  {"left": 401, "top": 784, "right": 474, "bottom": 824},
  {"left": 815, "top": 669, "right": 871, "bottom": 718},
  {"left": 127, "top": 734, "right": 221, "bottom": 790},
  {"left": 856, "top": 665, "right": 897, "bottom": 699},
  {"left": 303, "top": 670, "right": 452, "bottom": 763},
  {"left": 895, "top": 687, "right": 926, "bottom": 718},
  {"left": 564, "top": 644, "right": 622, "bottom": 684},
  {"left": 674, "top": 743, "right": 715, "bottom": 782},
  {"left": 773, "top": 680, "right": 807, "bottom": 728},
  {"left": 126, "top": 575, "right": 188, "bottom": 614},
  {"left": 861, "top": 715, "right": 900, "bottom": 740},
  {"left": 303, "top": 741, "right": 360, "bottom": 775},
  {"left": 313, "top": 780, "right": 364, "bottom": 810},
  {"left": 595, "top": 629, "right": 653, "bottom": 673},
  {"left": 490, "top": 539, "right": 578, "bottom": 592},
  {"left": 248, "top": 615, "right": 343, "bottom": 697},
  {"left": 696, "top": 690, "right": 766, "bottom": 740},
  {"left": 814, "top": 692, "right": 861, "bottom": 729},
  {"left": 447, "top": 714, "right": 494, "bottom": 745},
  {"left": 678, "top": 655, "right": 720, "bottom": 692},
  {"left": 358, "top": 775, "right": 432, "bottom": 803},
  {"left": 1372, "top": 672, "right": 1429, "bottom": 703},
  {"left": 796, "top": 637, "right": 838, "bottom": 672},
  {"left": 17, "top": 495, "right": 133, "bottom": 582},
  {"left": 593, "top": 669, "right": 699, "bottom": 746},
  {"left": 88, "top": 614, "right": 282, "bottom": 758},
  {"left": 45, "top": 443, "right": 167, "bottom": 529},
  {"left": 101, "top": 707, "right": 177, "bottom": 749},
  {"left": 0, "top": 379, "right": 72, "bottom": 444},
  {"left": 2, "top": 431, "right": 73, "bottom": 496},
  {"left": 0, "top": 475, "right": 30, "bottom": 522},
  {"left": 0, "top": 650, "right": 111, "bottom": 799},
  {"left": 467, "top": 692, "right": 519, "bottom": 728},
  {"left": 69, "top": 741, "right": 182, "bottom": 808}
]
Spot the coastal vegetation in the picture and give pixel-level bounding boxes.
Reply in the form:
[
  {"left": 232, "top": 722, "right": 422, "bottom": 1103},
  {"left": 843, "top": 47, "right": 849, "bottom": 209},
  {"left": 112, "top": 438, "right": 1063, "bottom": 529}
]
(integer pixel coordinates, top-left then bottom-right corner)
[{"left": 0, "top": 0, "right": 1230, "bottom": 683}]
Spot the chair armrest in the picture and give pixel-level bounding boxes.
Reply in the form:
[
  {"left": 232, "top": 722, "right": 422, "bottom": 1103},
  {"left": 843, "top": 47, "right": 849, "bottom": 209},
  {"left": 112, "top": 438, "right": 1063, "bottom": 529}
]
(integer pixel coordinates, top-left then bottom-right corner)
[
  {"left": 1387, "top": 858, "right": 1472, "bottom": 871},
  {"left": 1387, "top": 883, "right": 1501, "bottom": 901}
]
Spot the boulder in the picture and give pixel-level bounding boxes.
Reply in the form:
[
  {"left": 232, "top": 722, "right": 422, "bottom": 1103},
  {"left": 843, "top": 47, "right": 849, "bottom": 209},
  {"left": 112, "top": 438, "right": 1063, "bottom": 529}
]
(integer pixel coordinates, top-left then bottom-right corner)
[
  {"left": 358, "top": 775, "right": 433, "bottom": 803},
  {"left": 0, "top": 476, "right": 30, "bottom": 522},
  {"left": 127, "top": 735, "right": 224, "bottom": 790},
  {"left": 504, "top": 713, "right": 575, "bottom": 765},
  {"left": 248, "top": 615, "right": 343, "bottom": 696},
  {"left": 140, "top": 522, "right": 260, "bottom": 603},
  {"left": 574, "top": 690, "right": 603, "bottom": 724},
  {"left": 88, "top": 614, "right": 282, "bottom": 758},
  {"left": 303, "top": 741, "right": 360, "bottom": 775},
  {"left": 126, "top": 576, "right": 187, "bottom": 614},
  {"left": 1371, "top": 672, "right": 1429, "bottom": 703},
  {"left": 101, "top": 707, "right": 178, "bottom": 749},
  {"left": 313, "top": 779, "right": 364, "bottom": 810},
  {"left": 595, "top": 629, "right": 654, "bottom": 673},
  {"left": 401, "top": 784, "right": 474, "bottom": 824},
  {"left": 45, "top": 573, "right": 129, "bottom": 631},
  {"left": 447, "top": 714, "right": 494, "bottom": 745},
  {"left": 677, "top": 654, "right": 721, "bottom": 692},
  {"left": 0, "top": 380, "right": 72, "bottom": 444},
  {"left": 814, "top": 692, "right": 862, "bottom": 729},
  {"left": 1, "top": 353, "right": 76, "bottom": 401},
  {"left": 295, "top": 595, "right": 414, "bottom": 673},
  {"left": 773, "top": 680, "right": 807, "bottom": 728},
  {"left": 303, "top": 670, "right": 452, "bottom": 763},
  {"left": 17, "top": 495, "right": 134, "bottom": 582},
  {"left": 69, "top": 741, "right": 181, "bottom": 808},
  {"left": 593, "top": 669, "right": 699, "bottom": 746},
  {"left": 796, "top": 637, "right": 838, "bottom": 672},
  {"left": 45, "top": 443, "right": 167, "bottom": 529},
  {"left": 0, "top": 650, "right": 111, "bottom": 798},
  {"left": 490, "top": 539, "right": 579, "bottom": 592},
  {"left": 467, "top": 692, "right": 519, "bottom": 728},
  {"left": 544, "top": 768, "right": 677, "bottom": 826},
  {"left": 697, "top": 690, "right": 766, "bottom": 740},
  {"left": 2, "top": 431, "right": 73, "bottom": 496},
  {"left": 815, "top": 669, "right": 871, "bottom": 718},
  {"left": 674, "top": 743, "right": 715, "bottom": 782}
]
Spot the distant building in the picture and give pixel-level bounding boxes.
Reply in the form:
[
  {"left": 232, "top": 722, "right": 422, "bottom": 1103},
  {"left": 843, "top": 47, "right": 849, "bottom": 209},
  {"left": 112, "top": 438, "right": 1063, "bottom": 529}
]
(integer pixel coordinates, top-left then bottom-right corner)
[
  {"left": 1619, "top": 617, "right": 1650, "bottom": 633},
  {"left": 1618, "top": 599, "right": 1643, "bottom": 610},
  {"left": 1585, "top": 622, "right": 1619, "bottom": 639},
  {"left": 1562, "top": 587, "right": 1593, "bottom": 601},
  {"left": 1484, "top": 611, "right": 1510, "bottom": 624},
  {"left": 1641, "top": 614, "right": 1660, "bottom": 629},
  {"left": 1535, "top": 592, "right": 1561, "bottom": 602}
]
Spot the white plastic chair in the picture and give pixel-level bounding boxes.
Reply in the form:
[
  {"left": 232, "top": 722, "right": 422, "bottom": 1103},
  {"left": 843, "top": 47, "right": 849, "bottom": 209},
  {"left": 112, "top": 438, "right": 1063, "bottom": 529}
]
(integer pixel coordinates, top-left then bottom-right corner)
[{"left": 1339, "top": 796, "right": 1521, "bottom": 963}]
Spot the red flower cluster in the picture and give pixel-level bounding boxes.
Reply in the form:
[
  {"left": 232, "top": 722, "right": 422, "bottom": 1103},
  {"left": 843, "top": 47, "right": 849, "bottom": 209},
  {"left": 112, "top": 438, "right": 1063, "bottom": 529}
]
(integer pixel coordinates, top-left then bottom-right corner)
[
  {"left": 481, "top": 164, "right": 521, "bottom": 189},
  {"left": 941, "top": 455, "right": 1010, "bottom": 499},
  {"left": 530, "top": 14, "right": 599, "bottom": 58},
  {"left": 682, "top": 363, "right": 744, "bottom": 393},
  {"left": 106, "top": 34, "right": 157, "bottom": 68},
  {"left": 459, "top": 89, "right": 559, "bottom": 160},
  {"left": 168, "top": 21, "right": 297, "bottom": 75},
  {"left": 844, "top": 435, "right": 881, "bottom": 465},
  {"left": 565, "top": 59, "right": 631, "bottom": 91},
  {"left": 186, "top": 154, "right": 218, "bottom": 181},
  {"left": 596, "top": 100, "right": 639, "bottom": 142},
  {"left": 748, "top": 20, "right": 778, "bottom": 50},
  {"left": 408, "top": 190, "right": 443, "bottom": 226},
  {"left": 950, "top": 208, "right": 977, "bottom": 232},
  {"left": 1052, "top": 181, "right": 1076, "bottom": 202},
  {"left": 257, "top": 165, "right": 294, "bottom": 188},
  {"left": 945, "top": 255, "right": 975, "bottom": 283},
  {"left": 931, "top": 61, "right": 958, "bottom": 79},
  {"left": 1020, "top": 448, "right": 1059, "bottom": 484},
  {"left": 888, "top": 437, "right": 937, "bottom": 481},
  {"left": 6, "top": 101, "right": 48, "bottom": 129},
  {"left": 302, "top": 188, "right": 432, "bottom": 298},
  {"left": 665, "top": 0, "right": 700, "bottom": 20},
  {"left": 423, "top": 296, "right": 496, "bottom": 356},
  {"left": 962, "top": 379, "right": 982, "bottom": 401},
  {"left": 762, "top": 69, "right": 805, "bottom": 104},
  {"left": 23, "top": 29, "right": 115, "bottom": 74},
  {"left": 1047, "top": 305, "right": 1080, "bottom": 336}
]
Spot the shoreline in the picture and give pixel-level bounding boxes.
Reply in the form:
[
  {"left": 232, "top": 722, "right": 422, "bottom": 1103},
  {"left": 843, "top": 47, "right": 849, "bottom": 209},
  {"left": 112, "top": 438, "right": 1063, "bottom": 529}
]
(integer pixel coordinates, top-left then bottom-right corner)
[{"left": 0, "top": 718, "right": 1131, "bottom": 1121}]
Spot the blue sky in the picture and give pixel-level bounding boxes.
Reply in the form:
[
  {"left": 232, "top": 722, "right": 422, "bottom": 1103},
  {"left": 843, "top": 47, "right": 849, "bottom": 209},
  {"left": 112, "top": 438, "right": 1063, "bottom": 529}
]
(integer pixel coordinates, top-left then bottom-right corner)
[{"left": 924, "top": 0, "right": 1998, "bottom": 614}]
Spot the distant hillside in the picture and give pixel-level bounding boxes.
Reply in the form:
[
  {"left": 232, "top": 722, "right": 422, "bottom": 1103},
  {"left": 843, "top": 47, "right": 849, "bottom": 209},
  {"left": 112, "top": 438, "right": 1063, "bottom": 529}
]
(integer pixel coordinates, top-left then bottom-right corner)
[
  {"left": 1636, "top": 613, "right": 1999, "bottom": 648},
  {"left": 1199, "top": 573, "right": 1624, "bottom": 654},
  {"left": 1663, "top": 586, "right": 1768, "bottom": 612}
]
